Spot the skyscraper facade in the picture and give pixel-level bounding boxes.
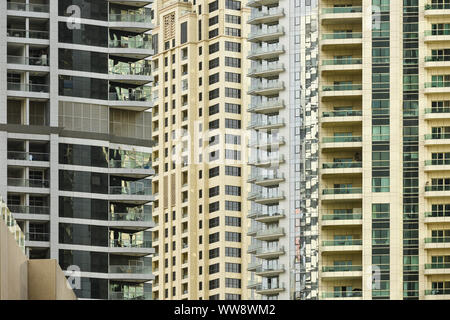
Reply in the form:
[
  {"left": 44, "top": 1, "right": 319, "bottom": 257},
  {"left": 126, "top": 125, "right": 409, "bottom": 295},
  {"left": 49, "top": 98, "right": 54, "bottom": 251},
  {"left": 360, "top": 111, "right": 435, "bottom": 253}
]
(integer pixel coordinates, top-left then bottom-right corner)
[{"left": 1, "top": 0, "right": 155, "bottom": 300}]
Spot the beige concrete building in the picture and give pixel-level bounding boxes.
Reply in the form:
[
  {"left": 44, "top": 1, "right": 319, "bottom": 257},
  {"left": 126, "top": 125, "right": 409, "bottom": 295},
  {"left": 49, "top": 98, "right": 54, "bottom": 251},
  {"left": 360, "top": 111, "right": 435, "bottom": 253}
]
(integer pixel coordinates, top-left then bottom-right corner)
[
  {"left": 0, "top": 199, "right": 76, "bottom": 300},
  {"left": 150, "top": 0, "right": 251, "bottom": 300}
]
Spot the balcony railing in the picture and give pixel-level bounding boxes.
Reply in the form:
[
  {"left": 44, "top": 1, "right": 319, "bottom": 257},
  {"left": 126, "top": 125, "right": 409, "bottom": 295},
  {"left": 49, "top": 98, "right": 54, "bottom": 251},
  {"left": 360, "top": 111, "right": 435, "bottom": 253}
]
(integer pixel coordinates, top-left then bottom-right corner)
[
  {"left": 254, "top": 264, "right": 285, "bottom": 273},
  {"left": 109, "top": 265, "right": 152, "bottom": 274},
  {"left": 322, "top": 110, "right": 362, "bottom": 117},
  {"left": 25, "top": 232, "right": 49, "bottom": 242},
  {"left": 249, "top": 117, "right": 285, "bottom": 128},
  {"left": 109, "top": 13, "right": 152, "bottom": 23},
  {"left": 249, "top": 190, "right": 285, "bottom": 200},
  {"left": 248, "top": 62, "right": 284, "bottom": 75},
  {"left": 322, "top": 136, "right": 362, "bottom": 143},
  {"left": 322, "top": 84, "right": 362, "bottom": 91},
  {"left": 7, "top": 178, "right": 49, "bottom": 188},
  {"left": 249, "top": 99, "right": 284, "bottom": 112},
  {"left": 322, "top": 291, "right": 362, "bottom": 298},
  {"left": 109, "top": 37, "right": 152, "bottom": 49},
  {"left": 254, "top": 282, "right": 285, "bottom": 291},
  {"left": 322, "top": 265, "right": 362, "bottom": 272},
  {"left": 322, "top": 32, "right": 362, "bottom": 40},
  {"left": 7, "top": 2, "right": 49, "bottom": 12},
  {"left": 248, "top": 44, "right": 284, "bottom": 57},
  {"left": 249, "top": 81, "right": 284, "bottom": 92},
  {"left": 425, "top": 81, "right": 450, "bottom": 88},
  {"left": 322, "top": 187, "right": 362, "bottom": 195},
  {"left": 425, "top": 4, "right": 450, "bottom": 10},
  {"left": 425, "top": 55, "right": 450, "bottom": 62},
  {"left": 8, "top": 205, "right": 50, "bottom": 215},
  {"left": 425, "top": 289, "right": 450, "bottom": 296},
  {"left": 424, "top": 237, "right": 450, "bottom": 243},
  {"left": 109, "top": 291, "right": 152, "bottom": 300},
  {"left": 322, "top": 213, "right": 362, "bottom": 221},
  {"left": 425, "top": 29, "right": 450, "bottom": 36},
  {"left": 322, "top": 58, "right": 362, "bottom": 65},
  {"left": 109, "top": 89, "right": 151, "bottom": 102},
  {"left": 7, "top": 151, "right": 49, "bottom": 161},
  {"left": 249, "top": 172, "right": 285, "bottom": 182},
  {"left": 248, "top": 26, "right": 284, "bottom": 40},
  {"left": 250, "top": 154, "right": 285, "bottom": 164},
  {"left": 255, "top": 227, "right": 284, "bottom": 237},
  {"left": 7, "top": 82, "right": 49, "bottom": 93},
  {"left": 7, "top": 28, "right": 49, "bottom": 39},
  {"left": 110, "top": 211, "right": 152, "bottom": 222},
  {"left": 425, "top": 185, "right": 450, "bottom": 192},
  {"left": 109, "top": 239, "right": 152, "bottom": 248},
  {"left": 425, "top": 107, "right": 450, "bottom": 114},
  {"left": 322, "top": 162, "right": 362, "bottom": 169},
  {"left": 322, "top": 7, "right": 362, "bottom": 14},
  {"left": 425, "top": 133, "right": 450, "bottom": 140},
  {"left": 109, "top": 160, "right": 152, "bottom": 169},
  {"left": 109, "top": 186, "right": 152, "bottom": 196},
  {"left": 7, "top": 55, "right": 49, "bottom": 66},
  {"left": 322, "top": 239, "right": 362, "bottom": 246},
  {"left": 425, "top": 159, "right": 450, "bottom": 166},
  {"left": 425, "top": 211, "right": 450, "bottom": 217},
  {"left": 255, "top": 246, "right": 284, "bottom": 255},
  {"left": 109, "top": 64, "right": 151, "bottom": 76},
  {"left": 425, "top": 263, "right": 450, "bottom": 269},
  {"left": 249, "top": 7, "right": 284, "bottom": 21}
]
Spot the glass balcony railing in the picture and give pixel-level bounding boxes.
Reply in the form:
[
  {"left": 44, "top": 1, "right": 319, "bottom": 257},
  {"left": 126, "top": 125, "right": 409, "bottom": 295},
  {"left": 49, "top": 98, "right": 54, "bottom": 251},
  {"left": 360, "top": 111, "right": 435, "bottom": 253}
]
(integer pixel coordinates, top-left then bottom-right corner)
[
  {"left": 109, "top": 36, "right": 152, "bottom": 49},
  {"left": 110, "top": 210, "right": 152, "bottom": 222},
  {"left": 109, "top": 87, "right": 151, "bottom": 102},
  {"left": 254, "top": 265, "right": 285, "bottom": 273},
  {"left": 322, "top": 265, "right": 362, "bottom": 272},
  {"left": 322, "top": 84, "right": 362, "bottom": 91},
  {"left": 7, "top": 28, "right": 49, "bottom": 39},
  {"left": 249, "top": 190, "right": 285, "bottom": 200},
  {"left": 322, "top": 291, "right": 362, "bottom": 298},
  {"left": 425, "top": 211, "right": 450, "bottom": 217},
  {"left": 425, "top": 29, "right": 450, "bottom": 36},
  {"left": 425, "top": 289, "right": 450, "bottom": 296},
  {"left": 7, "top": 82, "right": 49, "bottom": 93},
  {"left": 322, "top": 162, "right": 362, "bottom": 169},
  {"left": 109, "top": 291, "right": 152, "bottom": 300},
  {"left": 249, "top": 80, "right": 284, "bottom": 92},
  {"left": 322, "top": 239, "right": 362, "bottom": 246},
  {"left": 109, "top": 239, "right": 152, "bottom": 248},
  {"left": 425, "top": 133, "right": 450, "bottom": 140},
  {"left": 322, "top": 58, "right": 362, "bottom": 66},
  {"left": 248, "top": 44, "right": 284, "bottom": 57},
  {"left": 322, "top": 32, "right": 362, "bottom": 40},
  {"left": 7, "top": 178, "right": 49, "bottom": 188},
  {"left": 249, "top": 26, "right": 285, "bottom": 39},
  {"left": 250, "top": 154, "right": 285, "bottom": 164},
  {"left": 8, "top": 151, "right": 49, "bottom": 161},
  {"left": 25, "top": 232, "right": 50, "bottom": 242},
  {"left": 254, "top": 283, "right": 285, "bottom": 291},
  {"left": 322, "top": 213, "right": 362, "bottom": 220},
  {"left": 249, "top": 172, "right": 285, "bottom": 182},
  {"left": 109, "top": 186, "right": 152, "bottom": 196},
  {"left": 255, "top": 246, "right": 284, "bottom": 255},
  {"left": 249, "top": 99, "right": 284, "bottom": 111},
  {"left": 7, "top": 2, "right": 49, "bottom": 12},
  {"left": 8, "top": 205, "right": 50, "bottom": 215},
  {"left": 109, "top": 159, "right": 152, "bottom": 169},
  {"left": 425, "top": 263, "right": 450, "bottom": 269},
  {"left": 7, "top": 55, "right": 49, "bottom": 66},
  {"left": 425, "top": 81, "right": 450, "bottom": 88},
  {"left": 248, "top": 62, "right": 284, "bottom": 75},
  {"left": 322, "top": 110, "right": 362, "bottom": 117},
  {"left": 109, "top": 13, "right": 152, "bottom": 23},
  {"left": 425, "top": 107, "right": 450, "bottom": 114},
  {"left": 322, "top": 136, "right": 362, "bottom": 143},
  {"left": 109, "top": 63, "right": 151, "bottom": 76},
  {"left": 249, "top": 117, "right": 285, "bottom": 128},
  {"left": 249, "top": 7, "right": 284, "bottom": 21},
  {"left": 249, "top": 210, "right": 285, "bottom": 220},
  {"left": 255, "top": 227, "right": 284, "bottom": 237},
  {"left": 1, "top": 200, "right": 25, "bottom": 251},
  {"left": 425, "top": 3, "right": 450, "bottom": 10},
  {"left": 425, "top": 55, "right": 450, "bottom": 62},
  {"left": 425, "top": 237, "right": 450, "bottom": 243},
  {"left": 425, "top": 159, "right": 450, "bottom": 165},
  {"left": 109, "top": 265, "right": 152, "bottom": 274},
  {"left": 322, "top": 7, "right": 362, "bottom": 14},
  {"left": 425, "top": 185, "right": 450, "bottom": 191},
  {"left": 322, "top": 187, "right": 362, "bottom": 195}
]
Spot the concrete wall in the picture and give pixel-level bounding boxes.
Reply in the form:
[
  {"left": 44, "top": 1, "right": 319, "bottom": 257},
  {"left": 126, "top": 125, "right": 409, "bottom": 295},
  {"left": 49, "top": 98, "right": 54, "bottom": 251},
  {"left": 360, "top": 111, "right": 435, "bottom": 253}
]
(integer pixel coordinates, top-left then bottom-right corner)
[
  {"left": 0, "top": 219, "right": 28, "bottom": 300},
  {"left": 28, "top": 259, "right": 76, "bottom": 300}
]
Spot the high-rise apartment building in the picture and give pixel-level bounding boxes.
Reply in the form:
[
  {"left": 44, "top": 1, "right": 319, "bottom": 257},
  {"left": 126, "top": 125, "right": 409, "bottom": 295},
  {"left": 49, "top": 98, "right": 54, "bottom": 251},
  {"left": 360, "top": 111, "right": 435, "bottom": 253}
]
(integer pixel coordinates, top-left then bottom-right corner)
[
  {"left": 149, "top": 0, "right": 251, "bottom": 300},
  {"left": 1, "top": 0, "right": 155, "bottom": 300}
]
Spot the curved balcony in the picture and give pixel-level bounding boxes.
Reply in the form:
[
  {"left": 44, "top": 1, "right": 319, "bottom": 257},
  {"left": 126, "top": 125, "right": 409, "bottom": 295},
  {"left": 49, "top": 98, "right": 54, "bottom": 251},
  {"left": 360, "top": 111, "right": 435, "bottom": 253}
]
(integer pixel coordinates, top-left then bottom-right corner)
[
  {"left": 321, "top": 265, "right": 363, "bottom": 280},
  {"left": 248, "top": 172, "right": 285, "bottom": 187},
  {"left": 255, "top": 283, "right": 285, "bottom": 295},
  {"left": 321, "top": 32, "right": 362, "bottom": 49},
  {"left": 109, "top": 160, "right": 154, "bottom": 178},
  {"left": 424, "top": 107, "right": 450, "bottom": 120},
  {"left": 249, "top": 154, "right": 285, "bottom": 167},
  {"left": 321, "top": 110, "right": 362, "bottom": 125},
  {"left": 248, "top": 118, "right": 285, "bottom": 131},
  {"left": 249, "top": 80, "right": 285, "bottom": 96},
  {"left": 321, "top": 7, "right": 362, "bottom": 24},
  {"left": 255, "top": 265, "right": 285, "bottom": 277},
  {"left": 248, "top": 63, "right": 285, "bottom": 78},
  {"left": 247, "top": 0, "right": 281, "bottom": 9},
  {"left": 425, "top": 4, "right": 450, "bottom": 17},
  {"left": 321, "top": 239, "right": 363, "bottom": 253},
  {"left": 424, "top": 159, "right": 450, "bottom": 172},
  {"left": 321, "top": 161, "right": 362, "bottom": 176},
  {"left": 321, "top": 84, "right": 363, "bottom": 100},
  {"left": 248, "top": 26, "right": 285, "bottom": 42},
  {"left": 109, "top": 185, "right": 154, "bottom": 204},
  {"left": 108, "top": 36, "right": 153, "bottom": 58},
  {"left": 254, "top": 227, "right": 285, "bottom": 241},
  {"left": 321, "top": 212, "right": 363, "bottom": 227},
  {"left": 248, "top": 7, "right": 285, "bottom": 25},
  {"left": 424, "top": 29, "right": 450, "bottom": 42},
  {"left": 425, "top": 211, "right": 450, "bottom": 224},
  {"left": 322, "top": 291, "right": 362, "bottom": 300},
  {"left": 425, "top": 133, "right": 450, "bottom": 146},
  {"left": 249, "top": 210, "right": 286, "bottom": 223},
  {"left": 424, "top": 237, "right": 450, "bottom": 250},
  {"left": 248, "top": 99, "right": 285, "bottom": 114},
  {"left": 248, "top": 44, "right": 285, "bottom": 60},
  {"left": 424, "top": 55, "right": 450, "bottom": 69},
  {"left": 108, "top": 88, "right": 152, "bottom": 111},
  {"left": 321, "top": 136, "right": 362, "bottom": 150},
  {"left": 254, "top": 246, "right": 285, "bottom": 259},
  {"left": 248, "top": 190, "right": 285, "bottom": 205}
]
